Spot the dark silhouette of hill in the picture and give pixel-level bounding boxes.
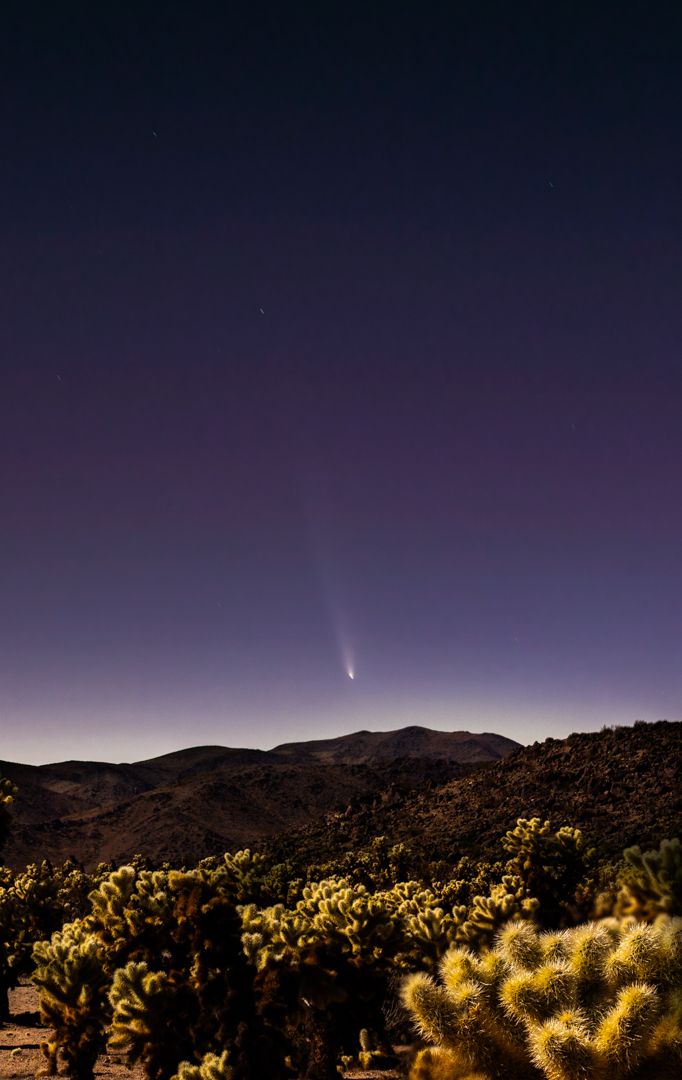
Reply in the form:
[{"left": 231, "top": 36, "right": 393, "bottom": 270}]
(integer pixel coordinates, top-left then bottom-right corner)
[
  {"left": 272, "top": 726, "right": 518, "bottom": 764},
  {"left": 0, "top": 727, "right": 516, "bottom": 868},
  {"left": 268, "top": 721, "right": 682, "bottom": 872},
  {"left": 5, "top": 723, "right": 675, "bottom": 874}
]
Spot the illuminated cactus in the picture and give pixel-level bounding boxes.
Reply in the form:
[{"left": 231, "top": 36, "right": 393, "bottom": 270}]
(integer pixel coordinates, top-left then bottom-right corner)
[
  {"left": 0, "top": 778, "right": 16, "bottom": 852},
  {"left": 0, "top": 858, "right": 94, "bottom": 1024},
  {"left": 242, "top": 877, "right": 424, "bottom": 1078},
  {"left": 502, "top": 819, "right": 590, "bottom": 926},
  {"left": 356, "top": 1026, "right": 399, "bottom": 1069},
  {"left": 32, "top": 922, "right": 109, "bottom": 1079},
  {"left": 101, "top": 866, "right": 269, "bottom": 1079},
  {"left": 614, "top": 839, "right": 682, "bottom": 921},
  {"left": 32, "top": 864, "right": 171, "bottom": 1077},
  {"left": 455, "top": 875, "right": 539, "bottom": 950},
  {"left": 172, "top": 1051, "right": 233, "bottom": 1079},
  {"left": 108, "top": 961, "right": 187, "bottom": 1080},
  {"left": 218, "top": 849, "right": 271, "bottom": 903},
  {"left": 0, "top": 777, "right": 17, "bottom": 1020},
  {"left": 33, "top": 860, "right": 270, "bottom": 1080},
  {"left": 0, "top": 884, "right": 17, "bottom": 1022},
  {"left": 241, "top": 865, "right": 540, "bottom": 1076},
  {"left": 402, "top": 916, "right": 682, "bottom": 1079}
]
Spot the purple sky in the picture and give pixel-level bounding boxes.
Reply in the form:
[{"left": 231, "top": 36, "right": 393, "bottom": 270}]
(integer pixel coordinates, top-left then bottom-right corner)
[{"left": 2, "top": 4, "right": 681, "bottom": 764}]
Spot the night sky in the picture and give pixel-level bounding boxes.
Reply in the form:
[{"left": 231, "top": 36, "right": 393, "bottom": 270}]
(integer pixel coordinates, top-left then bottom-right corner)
[{"left": 2, "top": 4, "right": 681, "bottom": 764}]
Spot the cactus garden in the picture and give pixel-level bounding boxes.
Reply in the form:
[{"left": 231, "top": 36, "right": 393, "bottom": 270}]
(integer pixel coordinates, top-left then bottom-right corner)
[{"left": 1, "top": 733, "right": 680, "bottom": 1080}]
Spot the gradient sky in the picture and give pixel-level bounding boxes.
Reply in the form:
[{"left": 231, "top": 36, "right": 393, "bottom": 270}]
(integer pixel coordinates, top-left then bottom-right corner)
[{"left": 2, "top": 4, "right": 681, "bottom": 764}]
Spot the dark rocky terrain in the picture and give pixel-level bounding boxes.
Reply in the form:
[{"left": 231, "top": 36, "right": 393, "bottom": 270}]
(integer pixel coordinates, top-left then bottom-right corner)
[
  {"left": 0, "top": 726, "right": 516, "bottom": 868},
  {"left": 3, "top": 721, "right": 678, "bottom": 873},
  {"left": 270, "top": 720, "right": 682, "bottom": 871}
]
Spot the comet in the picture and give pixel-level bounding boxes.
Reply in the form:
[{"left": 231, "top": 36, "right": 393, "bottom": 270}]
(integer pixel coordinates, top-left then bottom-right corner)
[{"left": 347, "top": 669, "right": 355, "bottom": 680}]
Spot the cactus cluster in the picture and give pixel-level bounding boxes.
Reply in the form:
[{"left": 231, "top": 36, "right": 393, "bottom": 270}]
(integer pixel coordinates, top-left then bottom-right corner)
[
  {"left": 32, "top": 858, "right": 264, "bottom": 1080},
  {"left": 25, "top": 816, "right": 587, "bottom": 1080},
  {"left": 0, "top": 858, "right": 94, "bottom": 1021},
  {"left": 241, "top": 877, "right": 464, "bottom": 975},
  {"left": 501, "top": 818, "right": 592, "bottom": 926},
  {"left": 108, "top": 961, "right": 184, "bottom": 1080},
  {"left": 454, "top": 873, "right": 540, "bottom": 949},
  {"left": 0, "top": 773, "right": 17, "bottom": 1015},
  {"left": 239, "top": 870, "right": 537, "bottom": 1077},
  {"left": 241, "top": 877, "right": 417, "bottom": 1078},
  {"left": 403, "top": 916, "right": 682, "bottom": 1079},
  {"left": 33, "top": 920, "right": 110, "bottom": 1079},
  {"left": 171, "top": 1050, "right": 233, "bottom": 1080},
  {"left": 614, "top": 839, "right": 682, "bottom": 921},
  {"left": 22, "top": 816, "right": 679, "bottom": 1080}
]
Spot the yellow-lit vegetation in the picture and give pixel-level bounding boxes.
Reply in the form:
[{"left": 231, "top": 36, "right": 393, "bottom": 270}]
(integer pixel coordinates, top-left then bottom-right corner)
[{"left": 0, "top": 770, "right": 680, "bottom": 1080}]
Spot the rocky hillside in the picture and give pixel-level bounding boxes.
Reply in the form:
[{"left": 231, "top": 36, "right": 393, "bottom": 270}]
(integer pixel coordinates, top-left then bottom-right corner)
[
  {"left": 4, "top": 722, "right": 677, "bottom": 874},
  {"left": 268, "top": 720, "right": 682, "bottom": 871},
  {"left": 0, "top": 726, "right": 515, "bottom": 868}
]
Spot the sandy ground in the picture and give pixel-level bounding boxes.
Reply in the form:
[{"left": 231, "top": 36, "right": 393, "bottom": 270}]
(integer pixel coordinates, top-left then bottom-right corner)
[{"left": 0, "top": 985, "right": 405, "bottom": 1079}]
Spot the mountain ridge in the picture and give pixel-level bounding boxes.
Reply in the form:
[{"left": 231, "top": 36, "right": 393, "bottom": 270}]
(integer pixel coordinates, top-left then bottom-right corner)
[
  {"left": 5, "top": 722, "right": 676, "bottom": 875},
  {"left": 271, "top": 725, "right": 519, "bottom": 764},
  {"left": 0, "top": 725, "right": 518, "bottom": 868}
]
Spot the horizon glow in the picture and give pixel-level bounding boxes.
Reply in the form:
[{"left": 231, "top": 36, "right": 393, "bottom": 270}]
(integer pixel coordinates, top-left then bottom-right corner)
[{"left": 2, "top": 9, "right": 681, "bottom": 769}]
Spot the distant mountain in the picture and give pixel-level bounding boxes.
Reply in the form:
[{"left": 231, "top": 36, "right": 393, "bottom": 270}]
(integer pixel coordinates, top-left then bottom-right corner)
[
  {"left": 268, "top": 721, "right": 682, "bottom": 872},
  {"left": 3, "top": 723, "right": 679, "bottom": 873},
  {"left": 272, "top": 726, "right": 518, "bottom": 765},
  {"left": 0, "top": 726, "right": 519, "bottom": 868}
]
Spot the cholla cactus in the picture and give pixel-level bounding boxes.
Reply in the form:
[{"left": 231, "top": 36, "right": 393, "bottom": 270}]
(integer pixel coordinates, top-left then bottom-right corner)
[
  {"left": 614, "top": 839, "right": 682, "bottom": 921},
  {"left": 355, "top": 1026, "right": 399, "bottom": 1069},
  {"left": 239, "top": 862, "right": 539, "bottom": 1076},
  {"left": 384, "top": 881, "right": 462, "bottom": 969},
  {"left": 0, "top": 777, "right": 17, "bottom": 852},
  {"left": 32, "top": 921, "right": 109, "bottom": 1079},
  {"left": 242, "top": 877, "right": 435, "bottom": 1077},
  {"left": 242, "top": 878, "right": 393, "bottom": 972},
  {"left": 502, "top": 819, "right": 590, "bottom": 926},
  {"left": 0, "top": 858, "right": 95, "bottom": 1023},
  {"left": 31, "top": 862, "right": 157, "bottom": 1078},
  {"left": 108, "top": 961, "right": 185, "bottom": 1080},
  {"left": 456, "top": 875, "right": 539, "bottom": 950},
  {"left": 171, "top": 1051, "right": 233, "bottom": 1080},
  {"left": 218, "top": 850, "right": 269, "bottom": 903},
  {"left": 402, "top": 916, "right": 682, "bottom": 1079},
  {"left": 242, "top": 877, "right": 462, "bottom": 977},
  {"left": 0, "top": 772, "right": 17, "bottom": 1014},
  {"left": 33, "top": 861, "right": 266, "bottom": 1080}
]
